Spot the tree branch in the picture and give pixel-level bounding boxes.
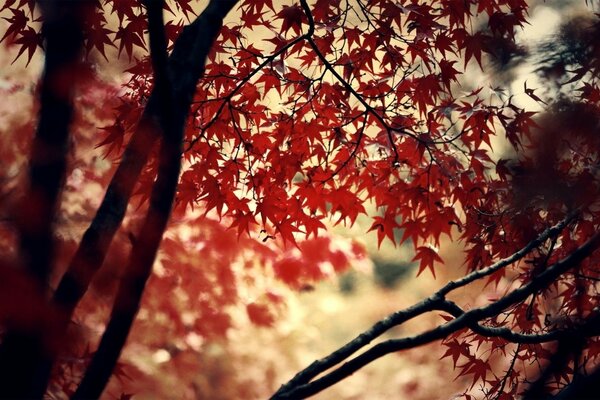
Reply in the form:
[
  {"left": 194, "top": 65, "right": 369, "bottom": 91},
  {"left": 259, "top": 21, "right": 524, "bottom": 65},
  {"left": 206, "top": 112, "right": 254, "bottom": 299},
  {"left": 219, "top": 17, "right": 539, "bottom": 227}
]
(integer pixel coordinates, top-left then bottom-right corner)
[
  {"left": 71, "top": 1, "right": 238, "bottom": 398},
  {"left": 439, "top": 300, "right": 600, "bottom": 344},
  {"left": 523, "top": 333, "right": 587, "bottom": 399},
  {"left": 272, "top": 215, "right": 594, "bottom": 399},
  {"left": 272, "top": 213, "right": 575, "bottom": 398},
  {"left": 298, "top": 0, "right": 414, "bottom": 161},
  {"left": 52, "top": 0, "right": 237, "bottom": 332},
  {"left": 550, "top": 364, "right": 600, "bottom": 399},
  {"left": 437, "top": 210, "right": 578, "bottom": 298},
  {"left": 188, "top": 9, "right": 314, "bottom": 150}
]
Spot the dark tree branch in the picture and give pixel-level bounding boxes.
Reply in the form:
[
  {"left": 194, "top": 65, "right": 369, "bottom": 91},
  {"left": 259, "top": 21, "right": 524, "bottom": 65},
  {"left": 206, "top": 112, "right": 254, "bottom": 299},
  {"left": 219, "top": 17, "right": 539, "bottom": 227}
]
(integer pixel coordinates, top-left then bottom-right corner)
[
  {"left": 436, "top": 210, "right": 578, "bottom": 298},
  {"left": 71, "top": 1, "right": 238, "bottom": 398},
  {"left": 146, "top": 0, "right": 169, "bottom": 103},
  {"left": 492, "top": 343, "right": 521, "bottom": 400},
  {"left": 272, "top": 216, "right": 596, "bottom": 399},
  {"left": 272, "top": 213, "right": 575, "bottom": 398},
  {"left": 18, "top": 0, "right": 86, "bottom": 286},
  {"left": 439, "top": 300, "right": 600, "bottom": 344},
  {"left": 52, "top": 0, "right": 237, "bottom": 332},
  {"left": 0, "top": 1, "right": 89, "bottom": 397},
  {"left": 523, "top": 333, "right": 587, "bottom": 399}
]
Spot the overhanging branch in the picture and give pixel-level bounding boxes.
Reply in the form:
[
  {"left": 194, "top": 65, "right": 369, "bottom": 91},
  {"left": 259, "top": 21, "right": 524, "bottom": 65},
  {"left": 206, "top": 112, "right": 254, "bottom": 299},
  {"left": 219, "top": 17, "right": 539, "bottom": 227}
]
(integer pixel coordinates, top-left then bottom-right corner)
[{"left": 272, "top": 214, "right": 592, "bottom": 399}]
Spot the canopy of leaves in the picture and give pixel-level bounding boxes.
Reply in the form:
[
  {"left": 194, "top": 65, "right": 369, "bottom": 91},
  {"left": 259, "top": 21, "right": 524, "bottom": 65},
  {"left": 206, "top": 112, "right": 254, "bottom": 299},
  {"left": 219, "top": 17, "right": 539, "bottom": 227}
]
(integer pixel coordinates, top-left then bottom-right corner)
[{"left": 1, "top": 0, "right": 600, "bottom": 398}]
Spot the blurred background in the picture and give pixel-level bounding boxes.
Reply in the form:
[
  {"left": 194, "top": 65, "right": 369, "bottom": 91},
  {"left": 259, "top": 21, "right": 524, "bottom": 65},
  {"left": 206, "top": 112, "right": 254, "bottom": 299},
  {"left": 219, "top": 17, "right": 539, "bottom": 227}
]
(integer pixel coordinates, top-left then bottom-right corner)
[{"left": 1, "top": 0, "right": 598, "bottom": 398}]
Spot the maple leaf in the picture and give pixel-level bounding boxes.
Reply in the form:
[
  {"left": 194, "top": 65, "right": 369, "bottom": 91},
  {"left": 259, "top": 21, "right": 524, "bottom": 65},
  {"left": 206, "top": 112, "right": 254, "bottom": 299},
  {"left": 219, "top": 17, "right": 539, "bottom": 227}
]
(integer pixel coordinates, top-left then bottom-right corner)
[
  {"left": 84, "top": 15, "right": 116, "bottom": 60},
  {"left": 96, "top": 120, "right": 126, "bottom": 157},
  {"left": 1, "top": 8, "right": 29, "bottom": 44},
  {"left": 229, "top": 211, "right": 258, "bottom": 238},
  {"left": 439, "top": 59, "right": 461, "bottom": 90},
  {"left": 412, "top": 246, "right": 443, "bottom": 278},
  {"left": 476, "top": 0, "right": 500, "bottom": 14},
  {"left": 302, "top": 214, "right": 326, "bottom": 238},
  {"left": 329, "top": 188, "right": 365, "bottom": 226},
  {"left": 435, "top": 33, "right": 455, "bottom": 58},
  {"left": 457, "top": 358, "right": 492, "bottom": 389},
  {"left": 368, "top": 214, "right": 400, "bottom": 248},
  {"left": 488, "top": 11, "right": 525, "bottom": 38},
  {"left": 441, "top": 339, "right": 472, "bottom": 368},
  {"left": 242, "top": 0, "right": 276, "bottom": 14},
  {"left": 173, "top": 0, "right": 196, "bottom": 20},
  {"left": 199, "top": 175, "right": 227, "bottom": 217},
  {"left": 115, "top": 14, "right": 146, "bottom": 60},
  {"left": 275, "top": 218, "right": 303, "bottom": 247},
  {"left": 1, "top": 0, "right": 34, "bottom": 14},
  {"left": 256, "top": 69, "right": 282, "bottom": 96},
  {"left": 241, "top": 8, "right": 266, "bottom": 29},
  {"left": 412, "top": 74, "right": 441, "bottom": 115},
  {"left": 277, "top": 4, "right": 305, "bottom": 35},
  {"left": 11, "top": 27, "right": 42, "bottom": 66},
  {"left": 441, "top": 0, "right": 472, "bottom": 27},
  {"left": 220, "top": 25, "right": 242, "bottom": 46},
  {"left": 455, "top": 30, "right": 488, "bottom": 68},
  {"left": 164, "top": 20, "right": 183, "bottom": 48},
  {"left": 344, "top": 27, "right": 362, "bottom": 48},
  {"left": 110, "top": 0, "right": 139, "bottom": 24},
  {"left": 399, "top": 217, "right": 424, "bottom": 246}
]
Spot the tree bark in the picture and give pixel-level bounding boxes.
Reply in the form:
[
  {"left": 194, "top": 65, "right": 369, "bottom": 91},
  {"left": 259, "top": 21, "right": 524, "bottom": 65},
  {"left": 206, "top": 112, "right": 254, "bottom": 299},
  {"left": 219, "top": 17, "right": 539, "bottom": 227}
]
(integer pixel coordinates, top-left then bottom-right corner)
[{"left": 71, "top": 0, "right": 238, "bottom": 398}]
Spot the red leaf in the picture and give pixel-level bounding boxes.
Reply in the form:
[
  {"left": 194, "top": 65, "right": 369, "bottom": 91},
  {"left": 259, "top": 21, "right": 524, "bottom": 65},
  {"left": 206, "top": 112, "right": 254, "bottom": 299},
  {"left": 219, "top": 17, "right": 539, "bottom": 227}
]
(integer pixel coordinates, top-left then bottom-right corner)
[
  {"left": 109, "top": 0, "right": 138, "bottom": 24},
  {"left": 368, "top": 214, "right": 400, "bottom": 248},
  {"left": 11, "top": 27, "right": 42, "bottom": 66},
  {"left": 84, "top": 13, "right": 116, "bottom": 60},
  {"left": 457, "top": 358, "right": 492, "bottom": 389},
  {"left": 455, "top": 30, "right": 488, "bottom": 69},
  {"left": 115, "top": 14, "right": 146, "bottom": 60},
  {"left": 277, "top": 5, "right": 305, "bottom": 35},
  {"left": 441, "top": 339, "right": 471, "bottom": 368},
  {"left": 1, "top": 8, "right": 28, "bottom": 44},
  {"left": 412, "top": 246, "right": 443, "bottom": 278}
]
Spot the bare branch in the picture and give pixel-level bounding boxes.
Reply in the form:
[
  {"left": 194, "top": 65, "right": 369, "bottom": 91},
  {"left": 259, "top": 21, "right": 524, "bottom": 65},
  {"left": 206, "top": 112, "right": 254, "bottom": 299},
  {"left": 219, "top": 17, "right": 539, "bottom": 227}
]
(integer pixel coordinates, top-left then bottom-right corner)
[{"left": 437, "top": 209, "right": 579, "bottom": 298}]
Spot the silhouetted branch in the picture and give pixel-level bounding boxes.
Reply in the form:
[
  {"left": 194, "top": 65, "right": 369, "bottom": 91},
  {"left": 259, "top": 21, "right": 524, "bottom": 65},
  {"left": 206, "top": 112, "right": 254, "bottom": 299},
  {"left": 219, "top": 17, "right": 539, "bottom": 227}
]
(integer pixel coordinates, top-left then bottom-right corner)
[
  {"left": 440, "top": 300, "right": 600, "bottom": 343},
  {"left": 272, "top": 214, "right": 575, "bottom": 398},
  {"left": 71, "top": 1, "right": 238, "bottom": 398},
  {"left": 272, "top": 216, "right": 597, "bottom": 399},
  {"left": 52, "top": 0, "right": 237, "bottom": 334}
]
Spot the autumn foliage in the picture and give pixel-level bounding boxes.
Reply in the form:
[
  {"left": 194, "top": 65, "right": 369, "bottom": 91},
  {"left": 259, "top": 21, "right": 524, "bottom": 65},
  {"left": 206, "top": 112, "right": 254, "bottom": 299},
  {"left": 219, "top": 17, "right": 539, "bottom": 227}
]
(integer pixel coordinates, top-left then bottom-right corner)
[{"left": 1, "top": 0, "right": 600, "bottom": 398}]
